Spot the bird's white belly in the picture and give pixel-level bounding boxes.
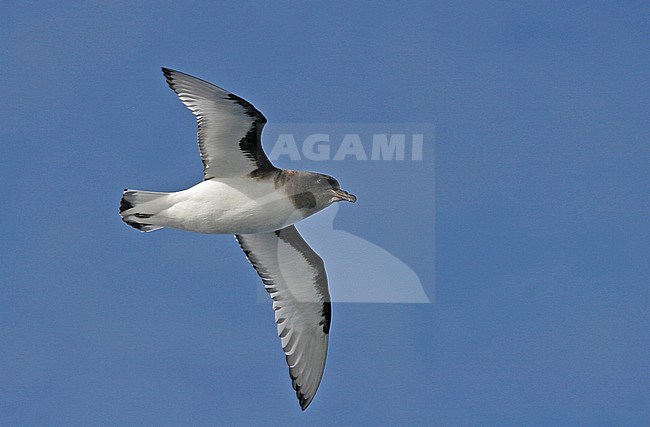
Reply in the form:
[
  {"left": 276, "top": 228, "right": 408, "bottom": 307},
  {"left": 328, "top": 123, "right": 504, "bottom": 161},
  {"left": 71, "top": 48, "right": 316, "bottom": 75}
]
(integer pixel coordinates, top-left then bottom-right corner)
[{"left": 156, "top": 179, "right": 304, "bottom": 234}]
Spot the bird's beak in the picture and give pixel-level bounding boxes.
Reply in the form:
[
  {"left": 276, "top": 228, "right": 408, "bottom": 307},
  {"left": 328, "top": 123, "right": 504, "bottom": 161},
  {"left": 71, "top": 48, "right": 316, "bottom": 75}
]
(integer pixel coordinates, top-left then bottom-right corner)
[{"left": 332, "top": 189, "right": 357, "bottom": 203}]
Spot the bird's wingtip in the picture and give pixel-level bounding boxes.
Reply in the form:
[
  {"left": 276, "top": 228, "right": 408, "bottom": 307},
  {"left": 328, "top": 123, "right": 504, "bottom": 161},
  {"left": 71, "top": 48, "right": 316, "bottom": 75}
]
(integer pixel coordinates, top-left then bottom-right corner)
[
  {"left": 161, "top": 67, "right": 177, "bottom": 88},
  {"left": 298, "top": 393, "right": 313, "bottom": 411}
]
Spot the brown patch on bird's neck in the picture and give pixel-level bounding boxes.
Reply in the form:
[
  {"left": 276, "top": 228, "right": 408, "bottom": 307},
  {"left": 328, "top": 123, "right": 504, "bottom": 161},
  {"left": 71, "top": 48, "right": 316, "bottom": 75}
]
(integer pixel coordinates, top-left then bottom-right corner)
[
  {"left": 248, "top": 167, "right": 280, "bottom": 181},
  {"left": 270, "top": 169, "right": 299, "bottom": 188},
  {"left": 248, "top": 169, "right": 301, "bottom": 190}
]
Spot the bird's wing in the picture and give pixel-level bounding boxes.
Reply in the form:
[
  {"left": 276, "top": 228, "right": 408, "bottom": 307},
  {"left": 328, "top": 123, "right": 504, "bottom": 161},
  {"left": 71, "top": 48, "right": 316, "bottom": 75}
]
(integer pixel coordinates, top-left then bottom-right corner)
[
  {"left": 236, "top": 225, "right": 330, "bottom": 410},
  {"left": 162, "top": 68, "right": 277, "bottom": 179}
]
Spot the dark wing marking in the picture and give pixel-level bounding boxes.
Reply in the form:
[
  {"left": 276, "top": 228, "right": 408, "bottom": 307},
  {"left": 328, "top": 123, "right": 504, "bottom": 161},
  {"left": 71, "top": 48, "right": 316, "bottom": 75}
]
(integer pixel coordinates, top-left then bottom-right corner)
[{"left": 162, "top": 68, "right": 277, "bottom": 179}]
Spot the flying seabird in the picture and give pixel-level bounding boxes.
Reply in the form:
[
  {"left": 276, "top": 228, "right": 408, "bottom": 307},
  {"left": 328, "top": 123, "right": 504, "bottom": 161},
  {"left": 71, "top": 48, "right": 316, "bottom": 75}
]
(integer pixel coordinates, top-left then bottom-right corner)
[{"left": 119, "top": 68, "right": 356, "bottom": 410}]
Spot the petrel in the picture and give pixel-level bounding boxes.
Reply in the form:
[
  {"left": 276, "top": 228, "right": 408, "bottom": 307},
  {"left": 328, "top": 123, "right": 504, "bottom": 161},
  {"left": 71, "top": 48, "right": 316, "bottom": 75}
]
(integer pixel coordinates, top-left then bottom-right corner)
[{"left": 119, "top": 68, "right": 356, "bottom": 410}]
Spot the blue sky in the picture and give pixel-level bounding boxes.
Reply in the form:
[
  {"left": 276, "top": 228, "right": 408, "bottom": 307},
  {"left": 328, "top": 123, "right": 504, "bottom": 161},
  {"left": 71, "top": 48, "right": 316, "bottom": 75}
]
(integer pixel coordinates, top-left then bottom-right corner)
[{"left": 2, "top": 1, "right": 649, "bottom": 425}]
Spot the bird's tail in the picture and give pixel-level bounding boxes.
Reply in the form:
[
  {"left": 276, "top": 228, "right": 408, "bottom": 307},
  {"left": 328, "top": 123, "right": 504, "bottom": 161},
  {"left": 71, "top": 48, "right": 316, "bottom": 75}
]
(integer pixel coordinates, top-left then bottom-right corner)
[{"left": 119, "top": 189, "right": 171, "bottom": 232}]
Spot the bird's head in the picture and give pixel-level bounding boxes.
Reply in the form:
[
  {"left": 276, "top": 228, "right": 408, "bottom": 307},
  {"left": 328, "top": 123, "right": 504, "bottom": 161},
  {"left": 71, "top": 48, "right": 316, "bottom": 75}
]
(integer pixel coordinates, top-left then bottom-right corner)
[
  {"left": 286, "top": 172, "right": 356, "bottom": 214},
  {"left": 311, "top": 173, "right": 357, "bottom": 205}
]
